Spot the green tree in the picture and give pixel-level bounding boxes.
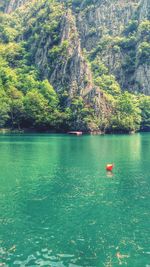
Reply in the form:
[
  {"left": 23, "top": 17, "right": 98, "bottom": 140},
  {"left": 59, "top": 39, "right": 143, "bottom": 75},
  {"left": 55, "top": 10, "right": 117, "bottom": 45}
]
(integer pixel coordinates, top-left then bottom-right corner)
[
  {"left": 139, "top": 96, "right": 150, "bottom": 130},
  {"left": 0, "top": 89, "right": 10, "bottom": 127},
  {"left": 8, "top": 87, "right": 24, "bottom": 129},
  {"left": 138, "top": 20, "right": 150, "bottom": 42},
  {"left": 39, "top": 80, "right": 58, "bottom": 108},
  {"left": 138, "top": 42, "right": 150, "bottom": 64},
  {"left": 110, "top": 92, "right": 141, "bottom": 133},
  {"left": 95, "top": 74, "right": 121, "bottom": 96},
  {"left": 24, "top": 89, "right": 49, "bottom": 128}
]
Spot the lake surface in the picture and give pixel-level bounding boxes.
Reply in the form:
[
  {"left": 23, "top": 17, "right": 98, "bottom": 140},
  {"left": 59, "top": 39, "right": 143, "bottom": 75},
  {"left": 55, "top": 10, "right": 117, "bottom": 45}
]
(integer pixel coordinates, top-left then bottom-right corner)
[{"left": 0, "top": 133, "right": 150, "bottom": 267}]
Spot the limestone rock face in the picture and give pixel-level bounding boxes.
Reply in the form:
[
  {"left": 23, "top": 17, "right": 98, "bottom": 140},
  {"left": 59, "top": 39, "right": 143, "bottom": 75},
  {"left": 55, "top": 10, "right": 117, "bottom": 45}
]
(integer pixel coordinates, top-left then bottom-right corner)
[
  {"left": 4, "top": 0, "right": 31, "bottom": 13},
  {"left": 32, "top": 9, "right": 93, "bottom": 98},
  {"left": 77, "top": 0, "right": 140, "bottom": 50},
  {"left": 74, "top": 0, "right": 150, "bottom": 95},
  {"left": 138, "top": 0, "right": 150, "bottom": 21},
  {"left": 49, "top": 10, "right": 94, "bottom": 98},
  {"left": 2, "top": 0, "right": 150, "bottom": 96},
  {"left": 32, "top": 8, "right": 109, "bottom": 116},
  {"left": 134, "top": 65, "right": 150, "bottom": 95}
]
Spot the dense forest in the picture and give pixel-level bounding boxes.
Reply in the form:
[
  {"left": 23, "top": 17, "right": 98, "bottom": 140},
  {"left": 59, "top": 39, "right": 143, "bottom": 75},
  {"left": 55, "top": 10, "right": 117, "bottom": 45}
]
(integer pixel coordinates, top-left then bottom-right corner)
[{"left": 0, "top": 0, "right": 150, "bottom": 133}]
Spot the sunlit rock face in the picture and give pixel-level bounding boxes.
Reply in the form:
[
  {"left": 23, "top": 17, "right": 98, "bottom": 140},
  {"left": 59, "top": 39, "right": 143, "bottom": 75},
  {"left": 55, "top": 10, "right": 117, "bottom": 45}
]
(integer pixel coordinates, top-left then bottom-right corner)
[
  {"left": 25, "top": 6, "right": 110, "bottom": 117},
  {"left": 76, "top": 0, "right": 140, "bottom": 50},
  {"left": 2, "top": 0, "right": 150, "bottom": 95},
  {"left": 4, "top": 0, "right": 32, "bottom": 13},
  {"left": 134, "top": 65, "right": 150, "bottom": 95},
  {"left": 74, "top": 0, "right": 150, "bottom": 95},
  {"left": 138, "top": 0, "right": 150, "bottom": 21},
  {"left": 34, "top": 9, "right": 94, "bottom": 98}
]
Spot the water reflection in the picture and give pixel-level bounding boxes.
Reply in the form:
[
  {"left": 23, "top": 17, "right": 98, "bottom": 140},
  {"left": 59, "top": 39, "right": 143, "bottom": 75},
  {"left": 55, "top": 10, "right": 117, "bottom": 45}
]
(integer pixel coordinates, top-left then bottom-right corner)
[{"left": 106, "top": 171, "right": 114, "bottom": 178}]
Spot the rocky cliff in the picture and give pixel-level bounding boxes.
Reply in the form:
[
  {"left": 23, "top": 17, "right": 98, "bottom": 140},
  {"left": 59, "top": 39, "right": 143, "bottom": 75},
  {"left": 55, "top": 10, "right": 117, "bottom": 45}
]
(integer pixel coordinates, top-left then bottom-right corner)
[
  {"left": 0, "top": 0, "right": 149, "bottom": 132},
  {"left": 15, "top": 1, "right": 110, "bottom": 119},
  {"left": 74, "top": 0, "right": 150, "bottom": 95},
  {"left": 3, "top": 0, "right": 149, "bottom": 95},
  {"left": 3, "top": 0, "right": 32, "bottom": 13},
  {"left": 77, "top": 0, "right": 140, "bottom": 49}
]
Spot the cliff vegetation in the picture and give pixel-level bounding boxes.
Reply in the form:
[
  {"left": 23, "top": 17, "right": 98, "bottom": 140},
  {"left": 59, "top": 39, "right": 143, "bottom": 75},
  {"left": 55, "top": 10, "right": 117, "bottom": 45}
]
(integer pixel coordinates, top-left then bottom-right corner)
[{"left": 0, "top": 0, "right": 150, "bottom": 133}]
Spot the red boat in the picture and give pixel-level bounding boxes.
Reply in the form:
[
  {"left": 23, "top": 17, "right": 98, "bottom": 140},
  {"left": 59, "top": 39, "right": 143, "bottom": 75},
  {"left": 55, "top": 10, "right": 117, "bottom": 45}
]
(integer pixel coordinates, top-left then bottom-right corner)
[{"left": 106, "top": 164, "right": 114, "bottom": 171}]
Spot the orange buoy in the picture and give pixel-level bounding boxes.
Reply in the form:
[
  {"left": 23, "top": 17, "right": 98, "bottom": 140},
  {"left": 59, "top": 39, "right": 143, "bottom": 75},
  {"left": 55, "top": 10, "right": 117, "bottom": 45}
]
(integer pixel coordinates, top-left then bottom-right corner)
[{"left": 106, "top": 164, "right": 114, "bottom": 171}]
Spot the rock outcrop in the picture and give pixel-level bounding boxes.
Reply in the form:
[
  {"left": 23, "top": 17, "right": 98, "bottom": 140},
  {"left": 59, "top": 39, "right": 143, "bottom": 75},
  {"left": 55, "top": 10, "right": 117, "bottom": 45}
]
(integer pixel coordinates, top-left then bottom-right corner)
[
  {"left": 2, "top": 0, "right": 150, "bottom": 96},
  {"left": 32, "top": 7, "right": 109, "bottom": 116},
  {"left": 77, "top": 0, "right": 140, "bottom": 50},
  {"left": 138, "top": 0, "right": 150, "bottom": 21},
  {"left": 74, "top": 0, "right": 150, "bottom": 95},
  {"left": 4, "top": 0, "right": 31, "bottom": 13},
  {"left": 34, "top": 9, "right": 94, "bottom": 98}
]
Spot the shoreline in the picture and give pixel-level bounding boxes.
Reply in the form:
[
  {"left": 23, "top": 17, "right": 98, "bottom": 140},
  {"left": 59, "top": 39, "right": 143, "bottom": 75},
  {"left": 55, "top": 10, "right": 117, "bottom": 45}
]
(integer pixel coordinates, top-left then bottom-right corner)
[{"left": 0, "top": 128, "right": 149, "bottom": 135}]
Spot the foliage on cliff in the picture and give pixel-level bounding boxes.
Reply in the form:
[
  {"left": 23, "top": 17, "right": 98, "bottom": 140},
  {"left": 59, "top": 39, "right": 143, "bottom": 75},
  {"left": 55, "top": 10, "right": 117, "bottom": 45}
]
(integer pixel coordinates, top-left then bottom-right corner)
[{"left": 0, "top": 0, "right": 150, "bottom": 132}]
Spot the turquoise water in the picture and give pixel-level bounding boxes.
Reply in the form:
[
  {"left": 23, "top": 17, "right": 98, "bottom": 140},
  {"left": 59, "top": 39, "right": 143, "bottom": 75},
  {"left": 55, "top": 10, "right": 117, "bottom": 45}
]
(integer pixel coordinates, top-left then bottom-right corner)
[{"left": 0, "top": 133, "right": 150, "bottom": 267}]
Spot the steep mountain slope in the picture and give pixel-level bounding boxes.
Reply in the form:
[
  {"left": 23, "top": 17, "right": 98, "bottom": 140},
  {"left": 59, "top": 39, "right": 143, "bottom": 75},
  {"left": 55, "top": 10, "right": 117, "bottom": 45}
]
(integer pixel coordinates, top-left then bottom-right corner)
[
  {"left": 74, "top": 0, "right": 150, "bottom": 95},
  {"left": 2, "top": 0, "right": 150, "bottom": 95},
  {"left": 0, "top": 0, "right": 31, "bottom": 13},
  {"left": 0, "top": 0, "right": 150, "bottom": 132}
]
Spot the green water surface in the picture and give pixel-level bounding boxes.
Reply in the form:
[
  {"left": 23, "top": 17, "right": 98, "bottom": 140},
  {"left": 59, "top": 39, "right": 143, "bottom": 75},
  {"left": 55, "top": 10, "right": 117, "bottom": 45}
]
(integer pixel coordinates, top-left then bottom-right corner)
[{"left": 0, "top": 133, "right": 150, "bottom": 267}]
